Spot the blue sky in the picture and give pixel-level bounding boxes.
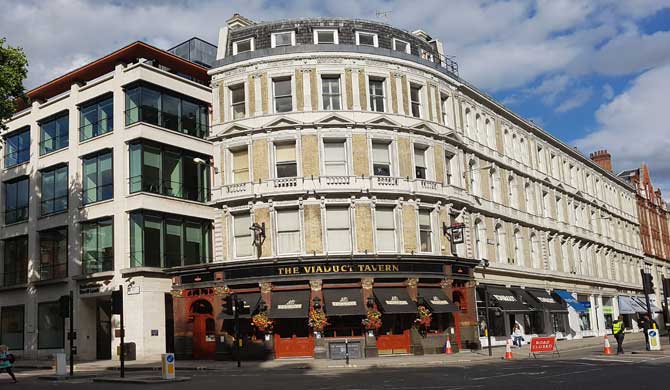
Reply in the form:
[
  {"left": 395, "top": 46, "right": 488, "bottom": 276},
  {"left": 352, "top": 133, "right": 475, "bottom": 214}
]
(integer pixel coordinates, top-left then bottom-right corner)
[{"left": 2, "top": 0, "right": 670, "bottom": 194}]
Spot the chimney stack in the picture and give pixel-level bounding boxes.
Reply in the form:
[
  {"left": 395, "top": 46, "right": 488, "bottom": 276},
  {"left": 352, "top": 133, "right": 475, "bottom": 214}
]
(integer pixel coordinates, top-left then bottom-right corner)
[{"left": 589, "top": 150, "right": 612, "bottom": 172}]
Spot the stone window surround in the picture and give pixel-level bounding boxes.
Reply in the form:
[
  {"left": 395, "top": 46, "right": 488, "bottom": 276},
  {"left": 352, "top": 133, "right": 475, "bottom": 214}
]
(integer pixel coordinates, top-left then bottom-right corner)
[
  {"left": 355, "top": 31, "right": 379, "bottom": 47},
  {"left": 232, "top": 37, "right": 255, "bottom": 55},
  {"left": 313, "top": 28, "right": 339, "bottom": 45},
  {"left": 270, "top": 30, "right": 296, "bottom": 49}
]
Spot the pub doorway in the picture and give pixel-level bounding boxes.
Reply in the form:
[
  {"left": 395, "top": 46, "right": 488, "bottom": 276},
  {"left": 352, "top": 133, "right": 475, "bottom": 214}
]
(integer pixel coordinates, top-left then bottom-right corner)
[
  {"left": 96, "top": 299, "right": 112, "bottom": 360},
  {"left": 191, "top": 299, "right": 216, "bottom": 359}
]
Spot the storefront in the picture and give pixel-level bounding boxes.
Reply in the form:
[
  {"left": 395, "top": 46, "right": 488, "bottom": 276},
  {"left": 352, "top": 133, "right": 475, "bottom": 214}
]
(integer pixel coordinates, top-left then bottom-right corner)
[
  {"left": 554, "top": 290, "right": 589, "bottom": 338},
  {"left": 513, "top": 288, "right": 568, "bottom": 336},
  {"left": 602, "top": 297, "right": 614, "bottom": 332},
  {"left": 169, "top": 256, "right": 478, "bottom": 360},
  {"left": 476, "top": 285, "right": 531, "bottom": 346}
]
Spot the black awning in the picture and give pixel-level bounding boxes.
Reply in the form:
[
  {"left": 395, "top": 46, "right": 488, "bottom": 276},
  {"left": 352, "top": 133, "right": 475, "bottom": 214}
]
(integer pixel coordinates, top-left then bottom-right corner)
[
  {"left": 510, "top": 288, "right": 541, "bottom": 310},
  {"left": 269, "top": 290, "right": 310, "bottom": 319},
  {"left": 418, "top": 288, "right": 458, "bottom": 313},
  {"left": 220, "top": 292, "right": 262, "bottom": 319},
  {"left": 374, "top": 288, "right": 417, "bottom": 314},
  {"left": 323, "top": 288, "right": 366, "bottom": 316},
  {"left": 525, "top": 289, "right": 567, "bottom": 312},
  {"left": 484, "top": 285, "right": 530, "bottom": 312}
]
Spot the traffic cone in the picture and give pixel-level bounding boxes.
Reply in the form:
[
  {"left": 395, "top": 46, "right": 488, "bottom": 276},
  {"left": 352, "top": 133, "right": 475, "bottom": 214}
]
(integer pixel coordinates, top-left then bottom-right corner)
[
  {"left": 504, "top": 339, "right": 513, "bottom": 360},
  {"left": 445, "top": 336, "right": 453, "bottom": 354},
  {"left": 603, "top": 335, "right": 613, "bottom": 355}
]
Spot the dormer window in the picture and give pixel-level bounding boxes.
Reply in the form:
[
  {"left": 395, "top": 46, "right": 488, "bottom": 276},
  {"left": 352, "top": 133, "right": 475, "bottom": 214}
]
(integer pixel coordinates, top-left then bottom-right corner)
[
  {"left": 271, "top": 31, "right": 295, "bottom": 48},
  {"left": 314, "top": 29, "right": 338, "bottom": 44},
  {"left": 233, "top": 38, "right": 254, "bottom": 55},
  {"left": 392, "top": 38, "right": 410, "bottom": 54},
  {"left": 356, "top": 31, "right": 378, "bottom": 47}
]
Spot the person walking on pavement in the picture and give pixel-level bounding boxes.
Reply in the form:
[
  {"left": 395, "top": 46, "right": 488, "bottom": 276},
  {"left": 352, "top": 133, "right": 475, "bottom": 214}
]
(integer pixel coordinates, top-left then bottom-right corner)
[
  {"left": 512, "top": 322, "right": 524, "bottom": 348},
  {"left": 640, "top": 314, "right": 651, "bottom": 350},
  {"left": 0, "top": 345, "right": 17, "bottom": 383},
  {"left": 613, "top": 315, "right": 625, "bottom": 355}
]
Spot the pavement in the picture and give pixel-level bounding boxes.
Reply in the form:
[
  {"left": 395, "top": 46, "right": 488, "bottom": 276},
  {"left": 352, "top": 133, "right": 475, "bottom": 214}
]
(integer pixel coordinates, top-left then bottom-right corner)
[{"left": 4, "top": 333, "right": 670, "bottom": 388}]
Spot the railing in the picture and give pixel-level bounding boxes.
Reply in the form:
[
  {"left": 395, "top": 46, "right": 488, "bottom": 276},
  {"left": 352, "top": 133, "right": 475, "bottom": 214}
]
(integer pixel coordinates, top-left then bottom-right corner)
[
  {"left": 83, "top": 183, "right": 114, "bottom": 205},
  {"left": 39, "top": 134, "right": 69, "bottom": 155},
  {"left": 129, "top": 176, "right": 209, "bottom": 202},
  {"left": 82, "top": 256, "right": 114, "bottom": 275},
  {"left": 129, "top": 251, "right": 211, "bottom": 269},
  {"left": 40, "top": 196, "right": 68, "bottom": 216},
  {"left": 124, "top": 107, "right": 208, "bottom": 139},
  {"left": 38, "top": 262, "right": 68, "bottom": 280},
  {"left": 1, "top": 270, "right": 28, "bottom": 288},
  {"left": 4, "top": 207, "right": 28, "bottom": 225},
  {"left": 79, "top": 118, "right": 113, "bottom": 141},
  {"left": 4, "top": 148, "right": 30, "bottom": 167}
]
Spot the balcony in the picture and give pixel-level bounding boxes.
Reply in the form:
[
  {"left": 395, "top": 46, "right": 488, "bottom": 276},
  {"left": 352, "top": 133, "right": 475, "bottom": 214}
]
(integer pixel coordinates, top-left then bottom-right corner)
[{"left": 211, "top": 176, "right": 470, "bottom": 204}]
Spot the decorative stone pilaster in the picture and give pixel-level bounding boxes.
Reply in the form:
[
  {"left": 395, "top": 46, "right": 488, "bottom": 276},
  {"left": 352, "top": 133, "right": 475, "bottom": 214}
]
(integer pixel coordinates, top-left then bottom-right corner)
[{"left": 309, "top": 279, "right": 322, "bottom": 291}]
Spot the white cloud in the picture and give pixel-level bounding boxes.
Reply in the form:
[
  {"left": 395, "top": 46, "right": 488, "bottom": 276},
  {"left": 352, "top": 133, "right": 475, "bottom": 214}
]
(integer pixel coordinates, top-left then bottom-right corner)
[
  {"left": 574, "top": 65, "right": 670, "bottom": 195},
  {"left": 555, "top": 87, "right": 593, "bottom": 112}
]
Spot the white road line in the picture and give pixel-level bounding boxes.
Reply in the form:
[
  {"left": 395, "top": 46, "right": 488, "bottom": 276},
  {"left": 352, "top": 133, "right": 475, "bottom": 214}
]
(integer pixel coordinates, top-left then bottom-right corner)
[{"left": 537, "top": 368, "right": 601, "bottom": 379}]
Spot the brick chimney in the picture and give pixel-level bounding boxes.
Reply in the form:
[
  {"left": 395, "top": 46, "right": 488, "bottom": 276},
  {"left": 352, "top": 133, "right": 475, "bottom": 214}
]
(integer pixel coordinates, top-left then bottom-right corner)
[{"left": 589, "top": 150, "right": 612, "bottom": 172}]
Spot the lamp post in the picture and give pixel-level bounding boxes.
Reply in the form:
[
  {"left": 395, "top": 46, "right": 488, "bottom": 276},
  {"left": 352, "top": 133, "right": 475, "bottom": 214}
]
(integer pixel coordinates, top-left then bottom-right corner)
[{"left": 480, "top": 259, "right": 492, "bottom": 356}]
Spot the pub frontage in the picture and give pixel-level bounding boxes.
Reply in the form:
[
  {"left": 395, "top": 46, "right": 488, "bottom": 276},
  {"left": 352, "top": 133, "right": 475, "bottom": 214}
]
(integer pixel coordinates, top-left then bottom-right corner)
[{"left": 168, "top": 256, "right": 479, "bottom": 360}]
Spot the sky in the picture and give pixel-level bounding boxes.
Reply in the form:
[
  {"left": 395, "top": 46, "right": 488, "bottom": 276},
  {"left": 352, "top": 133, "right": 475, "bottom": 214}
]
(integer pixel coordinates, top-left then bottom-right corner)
[{"left": 2, "top": 0, "right": 670, "bottom": 196}]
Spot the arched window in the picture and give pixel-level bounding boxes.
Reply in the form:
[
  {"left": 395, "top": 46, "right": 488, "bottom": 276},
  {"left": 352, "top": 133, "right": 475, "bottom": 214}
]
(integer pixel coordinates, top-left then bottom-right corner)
[
  {"left": 473, "top": 218, "right": 486, "bottom": 260},
  {"left": 191, "top": 299, "right": 214, "bottom": 315},
  {"left": 485, "top": 119, "right": 495, "bottom": 149},
  {"left": 514, "top": 228, "right": 524, "bottom": 267},
  {"left": 489, "top": 167, "right": 498, "bottom": 203},
  {"left": 547, "top": 236, "right": 556, "bottom": 270},
  {"left": 508, "top": 174, "right": 517, "bottom": 209},
  {"left": 494, "top": 223, "right": 506, "bottom": 263},
  {"left": 468, "top": 159, "right": 479, "bottom": 196},
  {"left": 524, "top": 182, "right": 533, "bottom": 213},
  {"left": 464, "top": 108, "right": 472, "bottom": 138},
  {"left": 475, "top": 114, "right": 483, "bottom": 144},
  {"left": 530, "top": 232, "right": 540, "bottom": 269}
]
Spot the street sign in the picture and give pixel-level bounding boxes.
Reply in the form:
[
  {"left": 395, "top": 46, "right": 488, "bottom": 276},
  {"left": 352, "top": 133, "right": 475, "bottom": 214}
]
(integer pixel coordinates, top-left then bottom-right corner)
[
  {"left": 648, "top": 329, "right": 661, "bottom": 351},
  {"left": 161, "top": 353, "right": 176, "bottom": 379},
  {"left": 529, "top": 336, "right": 559, "bottom": 358}
]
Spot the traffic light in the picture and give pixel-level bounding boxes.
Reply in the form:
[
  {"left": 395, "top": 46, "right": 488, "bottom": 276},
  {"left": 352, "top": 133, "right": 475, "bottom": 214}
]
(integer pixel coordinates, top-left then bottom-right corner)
[
  {"left": 235, "top": 296, "right": 247, "bottom": 316},
  {"left": 642, "top": 272, "right": 655, "bottom": 292},
  {"left": 222, "top": 294, "right": 234, "bottom": 316},
  {"left": 111, "top": 290, "right": 123, "bottom": 315},
  {"left": 59, "top": 295, "right": 70, "bottom": 318}
]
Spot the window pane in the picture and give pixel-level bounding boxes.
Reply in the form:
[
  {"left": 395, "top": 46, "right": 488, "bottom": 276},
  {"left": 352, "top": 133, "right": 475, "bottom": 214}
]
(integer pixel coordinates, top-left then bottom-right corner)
[
  {"left": 5, "top": 129, "right": 30, "bottom": 167},
  {"left": 141, "top": 87, "right": 161, "bottom": 125},
  {"left": 317, "top": 30, "right": 335, "bottom": 44},
  {"left": 372, "top": 143, "right": 390, "bottom": 164},
  {"left": 274, "top": 79, "right": 292, "bottom": 113},
  {"left": 83, "top": 157, "right": 98, "bottom": 204},
  {"left": 129, "top": 144, "right": 142, "bottom": 193},
  {"left": 376, "top": 209, "right": 395, "bottom": 229},
  {"left": 181, "top": 100, "right": 198, "bottom": 136},
  {"left": 162, "top": 94, "right": 180, "bottom": 131},
  {"left": 130, "top": 213, "right": 144, "bottom": 267},
  {"left": 184, "top": 223, "right": 203, "bottom": 265},
  {"left": 327, "top": 230, "right": 351, "bottom": 252},
  {"left": 276, "top": 163, "right": 297, "bottom": 178},
  {"left": 162, "top": 151, "right": 182, "bottom": 198},
  {"left": 377, "top": 230, "right": 396, "bottom": 251},
  {"left": 232, "top": 148, "right": 249, "bottom": 183},
  {"left": 327, "top": 208, "right": 349, "bottom": 229},
  {"left": 98, "top": 152, "right": 113, "bottom": 201},
  {"left": 165, "top": 220, "right": 182, "bottom": 268},
  {"left": 143, "top": 146, "right": 161, "bottom": 193},
  {"left": 358, "top": 33, "right": 375, "bottom": 46},
  {"left": 125, "top": 87, "right": 141, "bottom": 124},
  {"left": 0, "top": 305, "right": 24, "bottom": 350},
  {"left": 276, "top": 143, "right": 296, "bottom": 162},
  {"left": 230, "top": 85, "right": 245, "bottom": 120},
  {"left": 274, "top": 32, "right": 293, "bottom": 47},
  {"left": 38, "top": 302, "right": 64, "bottom": 349},
  {"left": 236, "top": 39, "right": 251, "bottom": 53},
  {"left": 234, "top": 214, "right": 252, "bottom": 257},
  {"left": 54, "top": 167, "right": 68, "bottom": 213},
  {"left": 144, "top": 217, "right": 163, "bottom": 268}
]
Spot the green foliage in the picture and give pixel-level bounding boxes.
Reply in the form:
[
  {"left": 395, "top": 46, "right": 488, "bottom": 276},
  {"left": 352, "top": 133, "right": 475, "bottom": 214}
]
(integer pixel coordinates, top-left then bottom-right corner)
[{"left": 0, "top": 37, "right": 29, "bottom": 130}]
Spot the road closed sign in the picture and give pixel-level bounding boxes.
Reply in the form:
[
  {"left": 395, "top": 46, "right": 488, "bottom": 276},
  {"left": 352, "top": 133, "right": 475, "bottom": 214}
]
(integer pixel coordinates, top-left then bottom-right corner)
[
  {"left": 647, "top": 329, "right": 662, "bottom": 351},
  {"left": 530, "top": 336, "right": 558, "bottom": 357}
]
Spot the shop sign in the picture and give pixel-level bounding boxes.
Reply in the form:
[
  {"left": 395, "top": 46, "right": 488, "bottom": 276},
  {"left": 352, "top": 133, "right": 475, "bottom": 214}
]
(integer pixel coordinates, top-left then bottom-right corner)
[
  {"left": 492, "top": 294, "right": 517, "bottom": 302},
  {"left": 79, "top": 283, "right": 102, "bottom": 295},
  {"left": 429, "top": 296, "right": 449, "bottom": 305},
  {"left": 602, "top": 306, "right": 614, "bottom": 315},
  {"left": 278, "top": 263, "right": 401, "bottom": 275},
  {"left": 580, "top": 301, "right": 592, "bottom": 309},
  {"left": 530, "top": 336, "right": 558, "bottom": 357},
  {"left": 537, "top": 297, "right": 557, "bottom": 304},
  {"left": 332, "top": 297, "right": 357, "bottom": 307},
  {"left": 385, "top": 296, "right": 409, "bottom": 305},
  {"left": 277, "top": 299, "right": 302, "bottom": 310}
]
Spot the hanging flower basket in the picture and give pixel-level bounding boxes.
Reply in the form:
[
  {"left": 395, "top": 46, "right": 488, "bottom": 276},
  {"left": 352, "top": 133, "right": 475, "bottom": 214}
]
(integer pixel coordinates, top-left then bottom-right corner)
[
  {"left": 251, "top": 312, "right": 274, "bottom": 333},
  {"left": 308, "top": 309, "right": 329, "bottom": 332},
  {"left": 415, "top": 305, "right": 432, "bottom": 330},
  {"left": 362, "top": 309, "right": 382, "bottom": 331}
]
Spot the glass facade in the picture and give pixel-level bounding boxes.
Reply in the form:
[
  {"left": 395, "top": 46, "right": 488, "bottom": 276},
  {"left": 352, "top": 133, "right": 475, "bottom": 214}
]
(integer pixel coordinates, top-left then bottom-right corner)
[
  {"left": 4, "top": 177, "right": 29, "bottom": 224},
  {"left": 38, "top": 227, "right": 68, "bottom": 280},
  {"left": 81, "top": 218, "right": 113, "bottom": 274},
  {"left": 130, "top": 211, "right": 212, "bottom": 268},
  {"left": 80, "top": 95, "right": 113, "bottom": 141},
  {"left": 2, "top": 236, "right": 28, "bottom": 287},
  {"left": 4, "top": 127, "right": 30, "bottom": 167},
  {"left": 125, "top": 84, "right": 209, "bottom": 139},
  {"left": 83, "top": 150, "right": 113, "bottom": 204},
  {"left": 129, "top": 141, "right": 210, "bottom": 202},
  {"left": 37, "top": 302, "right": 64, "bottom": 349},
  {"left": 39, "top": 112, "right": 69, "bottom": 155},
  {"left": 40, "top": 165, "right": 68, "bottom": 215}
]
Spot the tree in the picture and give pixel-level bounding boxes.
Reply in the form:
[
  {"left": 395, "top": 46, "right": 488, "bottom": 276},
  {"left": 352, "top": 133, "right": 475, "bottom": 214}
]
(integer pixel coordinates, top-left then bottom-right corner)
[{"left": 0, "top": 37, "right": 28, "bottom": 131}]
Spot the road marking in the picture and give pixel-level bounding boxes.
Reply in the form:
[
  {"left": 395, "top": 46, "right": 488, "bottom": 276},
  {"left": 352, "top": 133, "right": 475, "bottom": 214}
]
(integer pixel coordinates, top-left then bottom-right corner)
[
  {"left": 579, "top": 357, "right": 636, "bottom": 363},
  {"left": 537, "top": 368, "right": 601, "bottom": 379}
]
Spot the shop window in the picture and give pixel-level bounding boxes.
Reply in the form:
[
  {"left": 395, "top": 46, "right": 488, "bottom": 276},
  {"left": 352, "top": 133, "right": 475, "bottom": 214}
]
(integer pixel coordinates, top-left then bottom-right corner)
[
  {"left": 81, "top": 218, "right": 114, "bottom": 274},
  {"left": 4, "top": 127, "right": 30, "bottom": 167},
  {"left": 40, "top": 165, "right": 68, "bottom": 216},
  {"left": 38, "top": 301, "right": 64, "bottom": 349},
  {"left": 0, "top": 305, "right": 24, "bottom": 350},
  {"left": 39, "top": 112, "right": 69, "bottom": 155}
]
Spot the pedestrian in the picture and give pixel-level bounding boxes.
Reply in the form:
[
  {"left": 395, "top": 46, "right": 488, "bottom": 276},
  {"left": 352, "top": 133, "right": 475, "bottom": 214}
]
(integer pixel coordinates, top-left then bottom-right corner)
[
  {"left": 512, "top": 322, "right": 524, "bottom": 348},
  {"left": 0, "top": 345, "right": 17, "bottom": 383},
  {"left": 613, "top": 315, "right": 625, "bottom": 355},
  {"left": 641, "top": 314, "right": 658, "bottom": 350}
]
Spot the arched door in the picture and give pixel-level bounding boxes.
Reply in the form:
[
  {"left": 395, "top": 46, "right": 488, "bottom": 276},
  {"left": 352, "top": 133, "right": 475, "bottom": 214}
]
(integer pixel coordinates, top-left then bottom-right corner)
[{"left": 191, "top": 300, "right": 216, "bottom": 359}]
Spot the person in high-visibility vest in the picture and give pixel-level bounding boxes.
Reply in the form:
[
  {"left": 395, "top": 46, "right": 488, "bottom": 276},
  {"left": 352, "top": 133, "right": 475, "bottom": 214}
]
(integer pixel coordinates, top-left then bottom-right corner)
[{"left": 612, "top": 315, "right": 625, "bottom": 355}]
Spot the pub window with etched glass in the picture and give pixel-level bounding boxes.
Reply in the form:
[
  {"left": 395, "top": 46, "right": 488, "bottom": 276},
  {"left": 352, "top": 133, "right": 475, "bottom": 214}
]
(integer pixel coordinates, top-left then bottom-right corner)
[
  {"left": 321, "top": 76, "right": 341, "bottom": 110},
  {"left": 326, "top": 207, "right": 351, "bottom": 253},
  {"left": 375, "top": 207, "right": 397, "bottom": 252},
  {"left": 4, "top": 176, "right": 29, "bottom": 224},
  {"left": 276, "top": 209, "right": 301, "bottom": 255},
  {"left": 2, "top": 235, "right": 28, "bottom": 287},
  {"left": 372, "top": 141, "right": 391, "bottom": 176},
  {"left": 130, "top": 211, "right": 212, "bottom": 268},
  {"left": 38, "top": 227, "right": 67, "bottom": 280},
  {"left": 418, "top": 209, "right": 433, "bottom": 253},
  {"left": 40, "top": 165, "right": 68, "bottom": 216},
  {"left": 81, "top": 218, "right": 113, "bottom": 274},
  {"left": 79, "top": 94, "right": 113, "bottom": 141},
  {"left": 4, "top": 127, "right": 30, "bottom": 167}
]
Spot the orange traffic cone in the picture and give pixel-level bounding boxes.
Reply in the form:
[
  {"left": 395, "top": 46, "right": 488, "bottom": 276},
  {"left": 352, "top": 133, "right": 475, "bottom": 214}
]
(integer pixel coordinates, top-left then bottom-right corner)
[
  {"left": 504, "top": 339, "right": 513, "bottom": 360},
  {"left": 445, "top": 336, "right": 453, "bottom": 354},
  {"left": 603, "top": 335, "right": 613, "bottom": 355}
]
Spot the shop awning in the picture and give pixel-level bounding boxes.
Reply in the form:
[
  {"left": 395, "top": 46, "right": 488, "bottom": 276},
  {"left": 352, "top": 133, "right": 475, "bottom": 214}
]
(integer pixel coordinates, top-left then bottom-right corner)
[
  {"left": 269, "top": 290, "right": 310, "bottom": 319},
  {"left": 374, "top": 288, "right": 417, "bottom": 314},
  {"left": 553, "top": 290, "right": 588, "bottom": 313},
  {"left": 323, "top": 289, "right": 366, "bottom": 316},
  {"left": 484, "top": 285, "right": 530, "bottom": 312},
  {"left": 525, "top": 288, "right": 568, "bottom": 312},
  {"left": 220, "top": 292, "right": 261, "bottom": 319},
  {"left": 618, "top": 296, "right": 637, "bottom": 315},
  {"left": 418, "top": 288, "right": 458, "bottom": 313},
  {"left": 632, "top": 297, "right": 661, "bottom": 313}
]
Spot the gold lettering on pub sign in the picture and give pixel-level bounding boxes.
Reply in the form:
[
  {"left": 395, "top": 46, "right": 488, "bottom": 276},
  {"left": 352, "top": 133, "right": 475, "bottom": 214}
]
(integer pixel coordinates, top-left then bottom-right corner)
[{"left": 277, "top": 264, "right": 400, "bottom": 275}]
